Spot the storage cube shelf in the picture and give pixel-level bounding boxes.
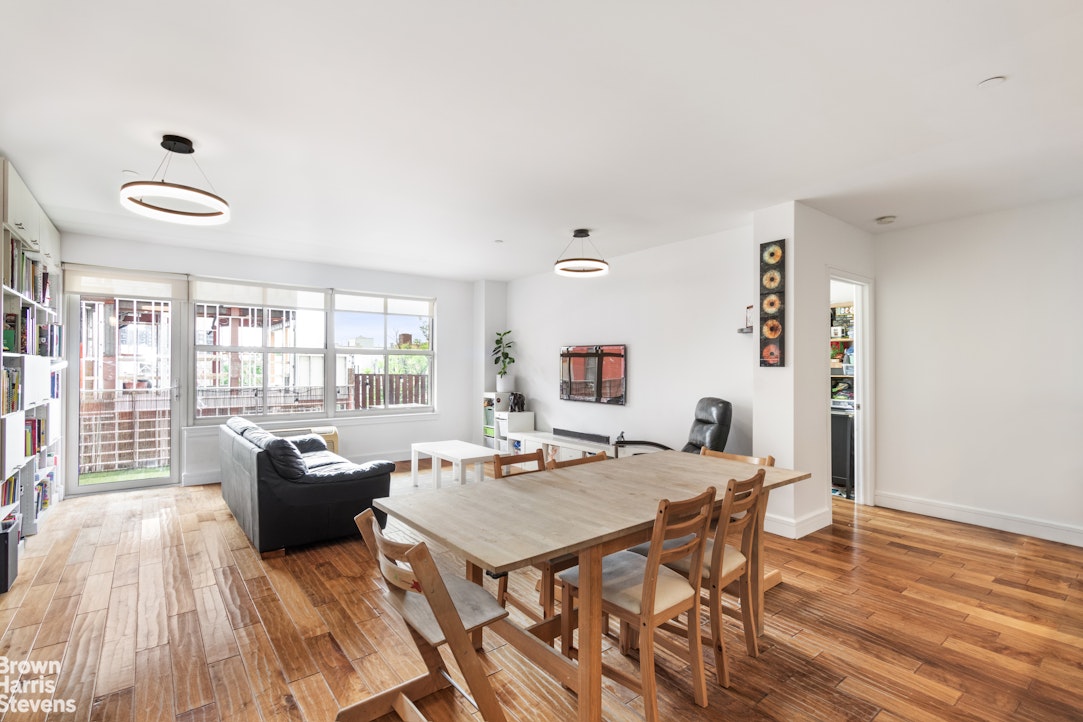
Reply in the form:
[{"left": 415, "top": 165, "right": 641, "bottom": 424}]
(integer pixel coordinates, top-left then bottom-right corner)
[{"left": 481, "top": 392, "right": 533, "bottom": 452}]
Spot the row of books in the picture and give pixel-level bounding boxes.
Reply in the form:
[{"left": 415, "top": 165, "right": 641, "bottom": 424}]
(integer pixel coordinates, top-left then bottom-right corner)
[
  {"left": 24, "top": 417, "right": 47, "bottom": 457},
  {"left": 0, "top": 477, "right": 17, "bottom": 508},
  {"left": 6, "top": 238, "right": 51, "bottom": 306},
  {"left": 3, "top": 314, "right": 62, "bottom": 357},
  {"left": 1, "top": 367, "right": 18, "bottom": 415},
  {"left": 34, "top": 466, "right": 54, "bottom": 514}
]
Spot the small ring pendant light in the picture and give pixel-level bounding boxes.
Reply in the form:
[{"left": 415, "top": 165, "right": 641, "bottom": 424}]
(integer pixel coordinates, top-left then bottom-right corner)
[
  {"left": 554, "top": 228, "right": 609, "bottom": 277},
  {"left": 119, "top": 135, "right": 230, "bottom": 225}
]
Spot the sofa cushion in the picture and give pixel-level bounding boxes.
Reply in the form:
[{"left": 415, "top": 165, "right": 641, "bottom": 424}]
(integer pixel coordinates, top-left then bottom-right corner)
[
  {"left": 264, "top": 438, "right": 308, "bottom": 480},
  {"left": 303, "top": 450, "right": 345, "bottom": 469},
  {"left": 244, "top": 429, "right": 275, "bottom": 447},
  {"left": 226, "top": 417, "right": 259, "bottom": 437},
  {"left": 285, "top": 433, "right": 328, "bottom": 454},
  {"left": 300, "top": 459, "right": 397, "bottom": 483}
]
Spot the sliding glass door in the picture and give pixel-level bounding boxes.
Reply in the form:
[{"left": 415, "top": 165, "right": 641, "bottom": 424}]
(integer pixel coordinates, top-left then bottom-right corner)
[
  {"left": 73, "top": 295, "right": 178, "bottom": 490},
  {"left": 64, "top": 268, "right": 188, "bottom": 495}
]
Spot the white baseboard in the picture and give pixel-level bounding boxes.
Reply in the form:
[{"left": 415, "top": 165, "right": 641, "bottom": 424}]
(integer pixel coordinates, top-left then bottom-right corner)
[
  {"left": 764, "top": 507, "right": 832, "bottom": 540},
  {"left": 875, "top": 491, "right": 1083, "bottom": 548}
]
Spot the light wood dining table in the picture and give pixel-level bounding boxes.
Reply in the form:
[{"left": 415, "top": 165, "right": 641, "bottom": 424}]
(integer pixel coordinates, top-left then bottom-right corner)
[{"left": 374, "top": 449, "right": 810, "bottom": 721}]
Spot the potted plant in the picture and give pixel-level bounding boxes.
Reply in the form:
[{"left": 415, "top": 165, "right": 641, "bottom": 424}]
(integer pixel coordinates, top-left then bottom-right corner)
[{"left": 492, "top": 330, "right": 516, "bottom": 391}]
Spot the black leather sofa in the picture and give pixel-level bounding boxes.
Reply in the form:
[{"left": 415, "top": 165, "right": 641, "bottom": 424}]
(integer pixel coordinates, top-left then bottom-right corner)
[{"left": 218, "top": 417, "right": 395, "bottom": 554}]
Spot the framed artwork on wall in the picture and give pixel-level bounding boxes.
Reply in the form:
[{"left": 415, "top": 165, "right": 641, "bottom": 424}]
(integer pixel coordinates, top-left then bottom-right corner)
[{"left": 759, "top": 239, "right": 785, "bottom": 367}]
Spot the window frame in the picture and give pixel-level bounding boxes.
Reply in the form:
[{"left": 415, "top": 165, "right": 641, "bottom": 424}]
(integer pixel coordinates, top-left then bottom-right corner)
[
  {"left": 190, "top": 278, "right": 435, "bottom": 424},
  {"left": 331, "top": 290, "right": 435, "bottom": 417}
]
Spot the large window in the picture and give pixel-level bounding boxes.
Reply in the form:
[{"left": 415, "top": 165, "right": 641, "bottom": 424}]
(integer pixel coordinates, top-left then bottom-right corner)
[
  {"left": 192, "top": 279, "right": 433, "bottom": 421},
  {"left": 334, "top": 292, "right": 433, "bottom": 412}
]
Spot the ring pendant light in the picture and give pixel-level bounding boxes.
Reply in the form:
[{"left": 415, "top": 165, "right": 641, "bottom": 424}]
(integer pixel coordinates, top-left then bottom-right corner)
[
  {"left": 119, "top": 135, "right": 230, "bottom": 225},
  {"left": 554, "top": 228, "right": 609, "bottom": 277}
]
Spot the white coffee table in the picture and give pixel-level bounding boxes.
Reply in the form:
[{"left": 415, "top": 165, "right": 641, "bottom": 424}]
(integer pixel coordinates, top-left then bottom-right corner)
[{"left": 410, "top": 440, "right": 496, "bottom": 488}]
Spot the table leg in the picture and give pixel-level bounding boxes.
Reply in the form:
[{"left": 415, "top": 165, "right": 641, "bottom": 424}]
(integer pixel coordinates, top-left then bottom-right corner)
[
  {"left": 431, "top": 455, "right": 441, "bottom": 489},
  {"left": 452, "top": 460, "right": 463, "bottom": 485},
  {"left": 411, "top": 447, "right": 420, "bottom": 487},
  {"left": 473, "top": 461, "right": 484, "bottom": 483},
  {"left": 577, "top": 546, "right": 603, "bottom": 722},
  {"left": 753, "top": 488, "right": 770, "bottom": 636}
]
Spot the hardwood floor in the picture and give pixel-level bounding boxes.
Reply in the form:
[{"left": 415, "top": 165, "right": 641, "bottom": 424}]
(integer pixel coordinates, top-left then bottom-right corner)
[{"left": 0, "top": 469, "right": 1080, "bottom": 721}]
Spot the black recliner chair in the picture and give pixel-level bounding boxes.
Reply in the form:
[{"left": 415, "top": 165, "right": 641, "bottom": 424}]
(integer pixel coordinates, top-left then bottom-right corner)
[{"left": 615, "top": 396, "right": 732, "bottom": 456}]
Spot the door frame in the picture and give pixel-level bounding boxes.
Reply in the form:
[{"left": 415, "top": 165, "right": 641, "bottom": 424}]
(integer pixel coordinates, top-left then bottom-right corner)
[
  {"left": 827, "top": 269, "right": 875, "bottom": 506},
  {"left": 64, "top": 292, "right": 188, "bottom": 495}
]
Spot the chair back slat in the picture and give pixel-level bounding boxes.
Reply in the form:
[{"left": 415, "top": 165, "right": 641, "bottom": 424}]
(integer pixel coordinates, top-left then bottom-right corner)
[
  {"left": 546, "top": 450, "right": 607, "bottom": 470},
  {"left": 356, "top": 508, "right": 424, "bottom": 593},
  {"left": 492, "top": 449, "right": 546, "bottom": 478},
  {"left": 701, "top": 447, "right": 775, "bottom": 467}
]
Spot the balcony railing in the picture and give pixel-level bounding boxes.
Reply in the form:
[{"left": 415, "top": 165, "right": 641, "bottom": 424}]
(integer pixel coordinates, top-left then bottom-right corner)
[
  {"left": 194, "top": 374, "right": 430, "bottom": 417},
  {"left": 81, "top": 373, "right": 432, "bottom": 472},
  {"left": 79, "top": 388, "right": 171, "bottom": 474}
]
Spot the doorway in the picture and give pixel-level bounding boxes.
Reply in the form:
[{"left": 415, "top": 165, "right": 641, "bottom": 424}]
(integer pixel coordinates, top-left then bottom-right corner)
[
  {"left": 828, "top": 274, "right": 873, "bottom": 505},
  {"left": 68, "top": 294, "right": 180, "bottom": 492}
]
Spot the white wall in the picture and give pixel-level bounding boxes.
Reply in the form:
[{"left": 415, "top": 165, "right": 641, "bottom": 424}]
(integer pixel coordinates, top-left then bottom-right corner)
[
  {"left": 506, "top": 227, "right": 758, "bottom": 455},
  {"left": 753, "top": 202, "right": 876, "bottom": 537},
  {"left": 875, "top": 196, "right": 1083, "bottom": 545},
  {"left": 474, "top": 280, "right": 507, "bottom": 441},
  {"left": 62, "top": 233, "right": 479, "bottom": 484}
]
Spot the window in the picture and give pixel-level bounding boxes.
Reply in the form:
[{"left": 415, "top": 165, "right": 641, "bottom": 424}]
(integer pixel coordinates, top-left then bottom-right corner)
[
  {"left": 191, "top": 279, "right": 434, "bottom": 421},
  {"left": 192, "top": 280, "right": 328, "bottom": 419},
  {"left": 334, "top": 292, "right": 434, "bottom": 412}
]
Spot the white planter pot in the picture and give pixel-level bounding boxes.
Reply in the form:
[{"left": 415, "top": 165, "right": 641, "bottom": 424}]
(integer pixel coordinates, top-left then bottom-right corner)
[{"left": 496, "top": 374, "right": 515, "bottom": 392}]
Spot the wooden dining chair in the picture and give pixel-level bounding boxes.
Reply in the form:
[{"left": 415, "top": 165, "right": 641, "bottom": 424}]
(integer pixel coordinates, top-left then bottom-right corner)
[
  {"left": 491, "top": 449, "right": 545, "bottom": 478},
  {"left": 700, "top": 447, "right": 776, "bottom": 467},
  {"left": 545, "top": 450, "right": 607, "bottom": 470},
  {"left": 557, "top": 487, "right": 716, "bottom": 722},
  {"left": 629, "top": 469, "right": 765, "bottom": 688},
  {"left": 339, "top": 509, "right": 509, "bottom": 722}
]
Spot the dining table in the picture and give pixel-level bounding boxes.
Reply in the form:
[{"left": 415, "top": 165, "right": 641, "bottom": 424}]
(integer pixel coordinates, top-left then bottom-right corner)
[{"left": 374, "top": 449, "right": 811, "bottom": 721}]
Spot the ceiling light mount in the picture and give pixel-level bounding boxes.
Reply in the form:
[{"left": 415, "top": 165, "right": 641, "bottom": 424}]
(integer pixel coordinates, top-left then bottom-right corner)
[
  {"left": 554, "top": 228, "right": 610, "bottom": 278},
  {"left": 160, "top": 134, "right": 195, "bottom": 154},
  {"left": 119, "top": 134, "right": 230, "bottom": 226}
]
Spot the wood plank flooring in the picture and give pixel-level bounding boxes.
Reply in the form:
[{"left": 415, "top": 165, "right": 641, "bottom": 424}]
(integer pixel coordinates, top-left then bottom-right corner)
[{"left": 0, "top": 467, "right": 1080, "bottom": 721}]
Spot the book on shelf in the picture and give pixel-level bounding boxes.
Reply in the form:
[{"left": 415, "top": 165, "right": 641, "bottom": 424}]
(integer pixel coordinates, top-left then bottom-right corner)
[
  {"left": 2, "top": 314, "right": 15, "bottom": 352},
  {"left": 1, "top": 476, "right": 18, "bottom": 506},
  {"left": 38, "top": 323, "right": 62, "bottom": 357},
  {"left": 2, "top": 367, "right": 19, "bottom": 414},
  {"left": 24, "top": 417, "right": 44, "bottom": 456},
  {"left": 19, "top": 307, "right": 33, "bottom": 353}
]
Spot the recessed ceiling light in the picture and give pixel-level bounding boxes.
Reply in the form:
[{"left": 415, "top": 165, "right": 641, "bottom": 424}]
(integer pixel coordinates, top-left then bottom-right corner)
[
  {"left": 494, "top": 239, "right": 504, "bottom": 244},
  {"left": 978, "top": 75, "right": 1007, "bottom": 88},
  {"left": 875, "top": 215, "right": 897, "bottom": 225}
]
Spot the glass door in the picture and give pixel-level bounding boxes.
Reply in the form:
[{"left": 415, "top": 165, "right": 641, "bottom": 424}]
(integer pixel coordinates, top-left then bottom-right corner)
[{"left": 72, "top": 294, "right": 178, "bottom": 491}]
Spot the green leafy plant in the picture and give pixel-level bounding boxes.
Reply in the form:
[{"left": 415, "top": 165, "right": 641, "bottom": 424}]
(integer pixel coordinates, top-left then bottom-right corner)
[{"left": 491, "top": 330, "right": 515, "bottom": 377}]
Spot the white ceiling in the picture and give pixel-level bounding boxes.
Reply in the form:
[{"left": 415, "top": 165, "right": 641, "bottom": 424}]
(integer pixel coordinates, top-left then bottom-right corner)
[{"left": 2, "top": 1, "right": 1081, "bottom": 282}]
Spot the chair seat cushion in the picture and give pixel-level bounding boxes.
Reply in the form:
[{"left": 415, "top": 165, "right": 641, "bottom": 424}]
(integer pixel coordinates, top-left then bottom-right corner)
[
  {"left": 629, "top": 537, "right": 747, "bottom": 581},
  {"left": 557, "top": 550, "right": 696, "bottom": 615}
]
